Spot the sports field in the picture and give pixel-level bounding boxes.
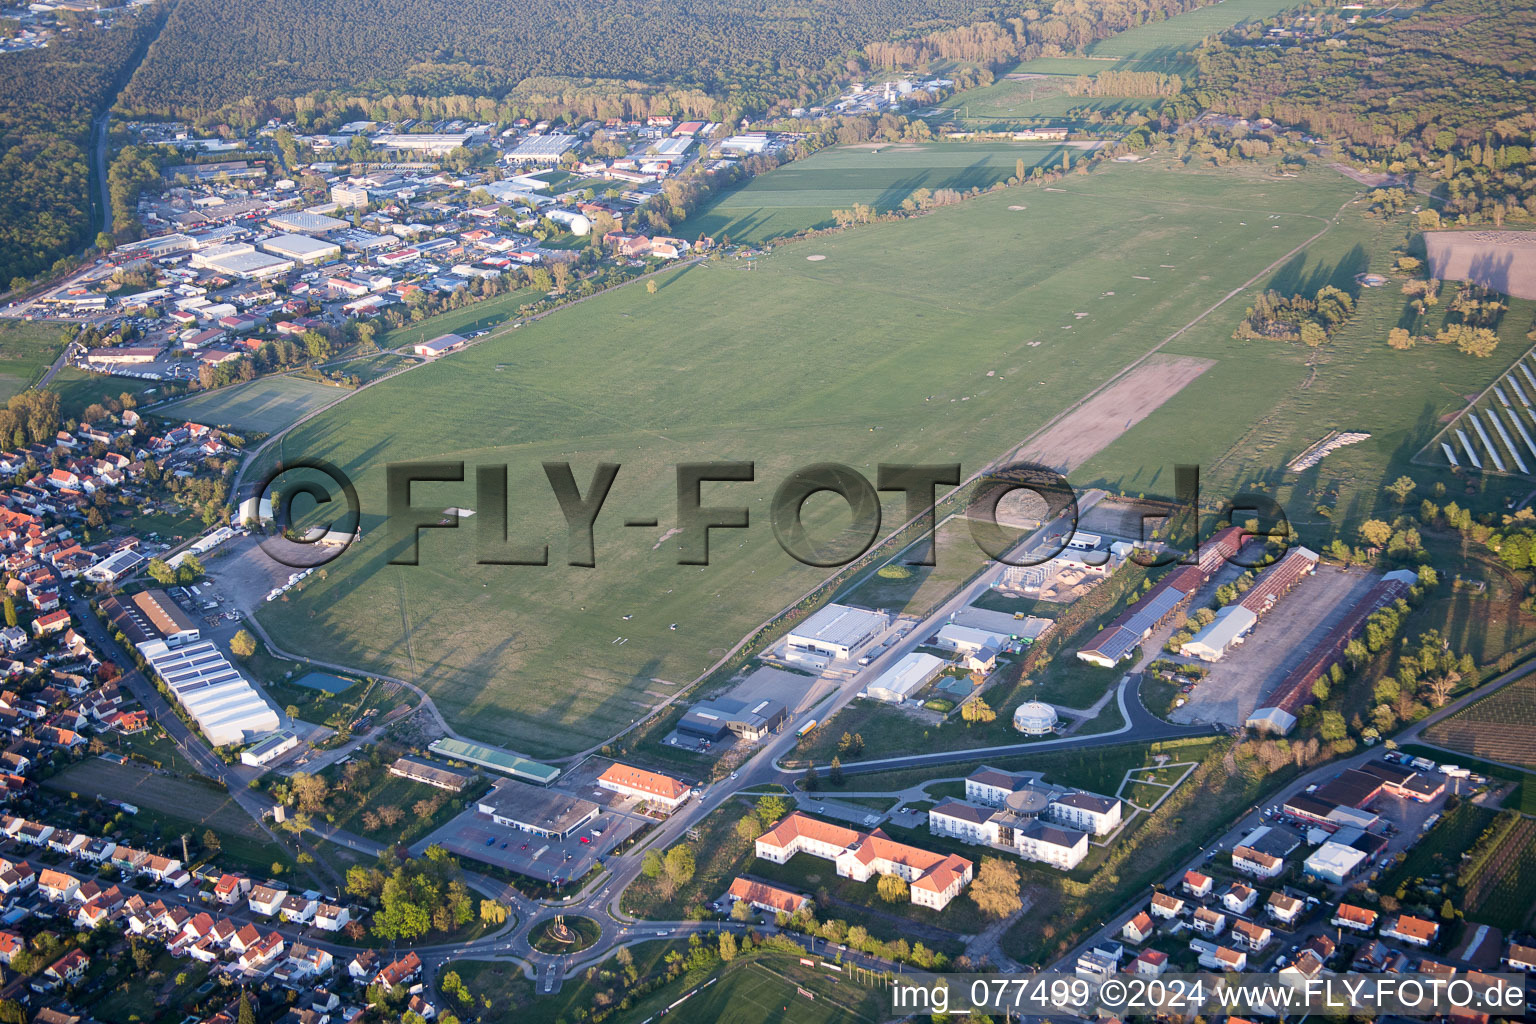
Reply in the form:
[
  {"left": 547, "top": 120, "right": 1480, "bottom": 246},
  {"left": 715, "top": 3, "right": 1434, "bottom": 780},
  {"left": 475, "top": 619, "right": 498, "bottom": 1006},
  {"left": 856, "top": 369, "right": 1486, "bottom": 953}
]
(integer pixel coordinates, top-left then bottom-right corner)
[
  {"left": 156, "top": 374, "right": 342, "bottom": 433},
  {"left": 250, "top": 158, "right": 1370, "bottom": 757},
  {"left": 939, "top": 0, "right": 1302, "bottom": 127},
  {"left": 629, "top": 957, "right": 887, "bottom": 1024},
  {"left": 680, "top": 141, "right": 1081, "bottom": 244}
]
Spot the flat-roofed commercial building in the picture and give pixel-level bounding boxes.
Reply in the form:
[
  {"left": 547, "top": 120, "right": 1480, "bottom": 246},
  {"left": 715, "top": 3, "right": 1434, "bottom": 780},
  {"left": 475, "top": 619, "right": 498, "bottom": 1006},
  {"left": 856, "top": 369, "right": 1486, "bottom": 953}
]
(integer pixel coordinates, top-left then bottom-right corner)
[
  {"left": 784, "top": 603, "right": 887, "bottom": 662},
  {"left": 261, "top": 234, "right": 341, "bottom": 265},
  {"left": 506, "top": 134, "right": 579, "bottom": 164},
  {"left": 375, "top": 132, "right": 472, "bottom": 154},
  {"left": 268, "top": 211, "right": 348, "bottom": 235},
  {"left": 475, "top": 779, "right": 597, "bottom": 839},
  {"left": 190, "top": 244, "right": 294, "bottom": 280}
]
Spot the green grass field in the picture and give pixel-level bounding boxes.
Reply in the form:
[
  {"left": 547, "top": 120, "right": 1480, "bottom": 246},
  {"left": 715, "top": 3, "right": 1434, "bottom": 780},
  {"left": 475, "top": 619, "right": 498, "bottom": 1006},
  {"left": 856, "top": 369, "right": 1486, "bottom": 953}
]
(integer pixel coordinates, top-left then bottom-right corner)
[
  {"left": 454, "top": 948, "right": 886, "bottom": 1024},
  {"left": 1011, "top": 0, "right": 1300, "bottom": 77},
  {"left": 47, "top": 365, "right": 164, "bottom": 419},
  {"left": 0, "top": 320, "right": 64, "bottom": 402},
  {"left": 680, "top": 141, "right": 1078, "bottom": 244},
  {"left": 155, "top": 374, "right": 344, "bottom": 432},
  {"left": 378, "top": 285, "right": 540, "bottom": 352},
  {"left": 939, "top": 0, "right": 1302, "bottom": 128},
  {"left": 44, "top": 757, "right": 289, "bottom": 873},
  {"left": 252, "top": 158, "right": 1369, "bottom": 756}
]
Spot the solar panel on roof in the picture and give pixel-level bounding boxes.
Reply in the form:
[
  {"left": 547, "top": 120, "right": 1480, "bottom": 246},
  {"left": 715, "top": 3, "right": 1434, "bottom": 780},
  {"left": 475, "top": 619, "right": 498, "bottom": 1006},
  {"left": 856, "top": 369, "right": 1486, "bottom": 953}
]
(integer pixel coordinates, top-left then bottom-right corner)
[
  {"left": 1092, "top": 627, "right": 1141, "bottom": 663},
  {"left": 1124, "top": 587, "right": 1183, "bottom": 633}
]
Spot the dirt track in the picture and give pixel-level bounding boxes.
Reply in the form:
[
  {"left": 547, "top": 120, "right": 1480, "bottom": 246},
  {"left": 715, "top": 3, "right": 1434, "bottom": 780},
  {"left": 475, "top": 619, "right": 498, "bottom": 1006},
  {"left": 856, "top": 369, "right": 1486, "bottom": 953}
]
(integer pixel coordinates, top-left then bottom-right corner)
[{"left": 1012, "top": 354, "right": 1214, "bottom": 472}]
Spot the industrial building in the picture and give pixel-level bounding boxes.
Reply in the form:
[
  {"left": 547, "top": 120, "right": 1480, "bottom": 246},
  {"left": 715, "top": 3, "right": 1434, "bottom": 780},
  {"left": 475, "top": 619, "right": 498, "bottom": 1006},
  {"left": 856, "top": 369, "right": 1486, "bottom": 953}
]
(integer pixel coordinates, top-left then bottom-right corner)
[
  {"left": 865, "top": 652, "right": 943, "bottom": 703},
  {"left": 374, "top": 132, "right": 472, "bottom": 154},
  {"left": 412, "top": 333, "right": 466, "bottom": 357},
  {"left": 1077, "top": 527, "right": 1245, "bottom": 667},
  {"left": 475, "top": 779, "right": 597, "bottom": 840},
  {"left": 507, "top": 134, "right": 580, "bottom": 164},
  {"left": 100, "top": 590, "right": 200, "bottom": 648},
  {"left": 935, "top": 623, "right": 1009, "bottom": 655},
  {"left": 784, "top": 603, "right": 887, "bottom": 663},
  {"left": 1180, "top": 605, "right": 1257, "bottom": 662},
  {"left": 267, "top": 210, "right": 348, "bottom": 234},
  {"left": 139, "top": 639, "right": 280, "bottom": 747},
  {"left": 1179, "top": 546, "right": 1320, "bottom": 661},
  {"left": 677, "top": 698, "right": 788, "bottom": 743},
  {"left": 240, "top": 731, "right": 299, "bottom": 768},
  {"left": 189, "top": 243, "right": 294, "bottom": 280},
  {"left": 1247, "top": 569, "right": 1418, "bottom": 734},
  {"left": 260, "top": 233, "right": 341, "bottom": 265}
]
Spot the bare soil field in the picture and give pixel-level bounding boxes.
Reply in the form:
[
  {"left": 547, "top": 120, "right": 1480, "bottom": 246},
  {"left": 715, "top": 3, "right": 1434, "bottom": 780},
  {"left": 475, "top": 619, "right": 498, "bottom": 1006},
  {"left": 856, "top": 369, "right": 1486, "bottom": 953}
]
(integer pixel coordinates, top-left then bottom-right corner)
[
  {"left": 1424, "top": 230, "right": 1536, "bottom": 300},
  {"left": 1012, "top": 354, "right": 1215, "bottom": 473}
]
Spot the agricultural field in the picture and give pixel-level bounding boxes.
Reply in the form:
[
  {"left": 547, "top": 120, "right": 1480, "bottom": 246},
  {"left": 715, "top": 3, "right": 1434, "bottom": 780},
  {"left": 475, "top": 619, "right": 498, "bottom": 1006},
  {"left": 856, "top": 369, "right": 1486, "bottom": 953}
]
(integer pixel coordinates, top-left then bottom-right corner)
[
  {"left": 679, "top": 141, "right": 1078, "bottom": 244},
  {"left": 1461, "top": 815, "right": 1536, "bottom": 931},
  {"left": 251, "top": 158, "right": 1371, "bottom": 757},
  {"left": 0, "top": 319, "right": 64, "bottom": 401},
  {"left": 1423, "top": 676, "right": 1536, "bottom": 769},
  {"left": 155, "top": 373, "right": 343, "bottom": 433}
]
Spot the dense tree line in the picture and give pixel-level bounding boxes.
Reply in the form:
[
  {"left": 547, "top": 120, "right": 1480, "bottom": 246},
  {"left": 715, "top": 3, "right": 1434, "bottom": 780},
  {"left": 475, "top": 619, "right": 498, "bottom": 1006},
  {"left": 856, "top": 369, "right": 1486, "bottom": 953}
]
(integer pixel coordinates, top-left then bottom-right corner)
[
  {"left": 1193, "top": 0, "right": 1536, "bottom": 226},
  {"left": 0, "top": 5, "right": 167, "bottom": 290},
  {"left": 117, "top": 0, "right": 1231, "bottom": 129}
]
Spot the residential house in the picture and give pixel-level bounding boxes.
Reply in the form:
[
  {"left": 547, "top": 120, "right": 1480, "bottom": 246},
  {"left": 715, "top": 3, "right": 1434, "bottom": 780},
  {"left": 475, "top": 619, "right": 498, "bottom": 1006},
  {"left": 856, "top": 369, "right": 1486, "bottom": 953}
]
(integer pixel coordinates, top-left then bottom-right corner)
[
  {"left": 314, "top": 903, "right": 350, "bottom": 932},
  {"left": 1222, "top": 882, "right": 1258, "bottom": 915},
  {"left": 1231, "top": 919, "right": 1273, "bottom": 952},
  {"left": 1133, "top": 949, "right": 1169, "bottom": 976},
  {"left": 1331, "top": 904, "right": 1378, "bottom": 932},
  {"left": 248, "top": 884, "right": 284, "bottom": 916},
  {"left": 279, "top": 894, "right": 317, "bottom": 923},
  {"left": 1150, "top": 891, "right": 1185, "bottom": 920},
  {"left": 1381, "top": 914, "right": 1438, "bottom": 947},
  {"left": 1121, "top": 912, "right": 1155, "bottom": 945},
  {"left": 1183, "top": 870, "right": 1213, "bottom": 898},
  {"left": 1193, "top": 907, "right": 1227, "bottom": 936},
  {"left": 1264, "top": 892, "right": 1302, "bottom": 926}
]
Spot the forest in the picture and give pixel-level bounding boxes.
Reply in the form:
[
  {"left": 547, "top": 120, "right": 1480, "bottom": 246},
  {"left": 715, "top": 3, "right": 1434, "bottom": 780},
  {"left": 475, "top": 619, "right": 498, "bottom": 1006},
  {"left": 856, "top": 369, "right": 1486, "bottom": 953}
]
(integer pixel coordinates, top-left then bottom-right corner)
[
  {"left": 1193, "top": 0, "right": 1536, "bottom": 226},
  {"left": 0, "top": 6, "right": 166, "bottom": 291},
  {"left": 118, "top": 0, "right": 1223, "bottom": 128}
]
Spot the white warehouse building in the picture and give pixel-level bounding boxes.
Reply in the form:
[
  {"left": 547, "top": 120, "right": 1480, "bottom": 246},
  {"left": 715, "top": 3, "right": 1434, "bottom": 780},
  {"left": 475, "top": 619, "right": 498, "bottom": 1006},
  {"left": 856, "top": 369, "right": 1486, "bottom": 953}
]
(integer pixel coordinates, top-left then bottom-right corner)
[
  {"left": 1180, "top": 604, "right": 1258, "bottom": 662},
  {"left": 785, "top": 603, "right": 887, "bottom": 662},
  {"left": 866, "top": 652, "right": 943, "bottom": 703},
  {"left": 139, "top": 639, "right": 280, "bottom": 747}
]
